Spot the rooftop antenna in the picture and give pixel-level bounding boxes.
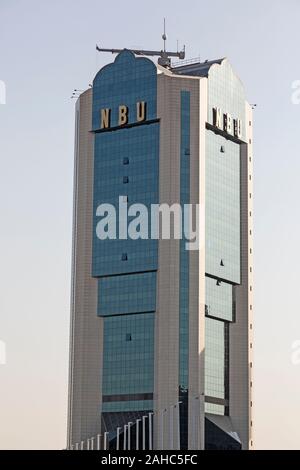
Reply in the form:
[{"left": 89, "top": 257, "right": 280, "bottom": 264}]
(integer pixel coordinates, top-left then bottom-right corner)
[
  {"left": 162, "top": 18, "right": 167, "bottom": 52},
  {"left": 96, "top": 21, "right": 185, "bottom": 69}
]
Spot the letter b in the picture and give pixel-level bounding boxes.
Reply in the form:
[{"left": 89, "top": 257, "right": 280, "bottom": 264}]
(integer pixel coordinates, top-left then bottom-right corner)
[{"left": 119, "top": 105, "right": 128, "bottom": 125}]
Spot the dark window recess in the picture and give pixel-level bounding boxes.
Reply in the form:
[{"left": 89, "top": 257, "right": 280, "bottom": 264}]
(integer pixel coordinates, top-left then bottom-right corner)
[
  {"left": 220, "top": 259, "right": 225, "bottom": 266},
  {"left": 123, "top": 176, "right": 129, "bottom": 183},
  {"left": 125, "top": 333, "right": 132, "bottom": 341},
  {"left": 233, "top": 300, "right": 236, "bottom": 321},
  {"left": 121, "top": 253, "right": 128, "bottom": 261},
  {"left": 220, "top": 145, "right": 225, "bottom": 153},
  {"left": 123, "top": 157, "right": 129, "bottom": 165},
  {"left": 184, "top": 148, "right": 190, "bottom": 155}
]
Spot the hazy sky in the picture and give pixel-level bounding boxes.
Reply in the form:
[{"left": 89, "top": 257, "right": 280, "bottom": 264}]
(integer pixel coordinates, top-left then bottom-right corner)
[{"left": 0, "top": 0, "right": 300, "bottom": 450}]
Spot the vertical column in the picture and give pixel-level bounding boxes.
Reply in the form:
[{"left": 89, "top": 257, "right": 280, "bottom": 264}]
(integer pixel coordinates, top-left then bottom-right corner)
[
  {"left": 188, "top": 77, "right": 207, "bottom": 450},
  {"left": 178, "top": 90, "right": 190, "bottom": 450},
  {"left": 229, "top": 102, "right": 253, "bottom": 449},
  {"left": 154, "top": 73, "right": 181, "bottom": 449},
  {"left": 67, "top": 89, "right": 103, "bottom": 447}
]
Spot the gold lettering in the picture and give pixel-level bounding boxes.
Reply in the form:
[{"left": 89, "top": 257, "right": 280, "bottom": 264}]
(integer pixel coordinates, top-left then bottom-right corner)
[
  {"left": 119, "top": 105, "right": 128, "bottom": 125},
  {"left": 234, "top": 119, "right": 242, "bottom": 139},
  {"left": 224, "top": 113, "right": 233, "bottom": 135},
  {"left": 213, "top": 107, "right": 222, "bottom": 129},
  {"left": 136, "top": 101, "right": 146, "bottom": 122},
  {"left": 100, "top": 108, "right": 110, "bottom": 129}
]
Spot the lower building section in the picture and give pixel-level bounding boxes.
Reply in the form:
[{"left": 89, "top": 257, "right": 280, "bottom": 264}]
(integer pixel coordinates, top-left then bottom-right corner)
[
  {"left": 103, "top": 412, "right": 152, "bottom": 450},
  {"left": 101, "top": 312, "right": 155, "bottom": 406},
  {"left": 98, "top": 282, "right": 244, "bottom": 450},
  {"left": 205, "top": 316, "right": 229, "bottom": 417}
]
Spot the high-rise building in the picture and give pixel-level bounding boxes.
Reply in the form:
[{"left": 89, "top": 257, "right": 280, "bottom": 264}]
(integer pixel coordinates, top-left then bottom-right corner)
[{"left": 67, "top": 48, "right": 253, "bottom": 450}]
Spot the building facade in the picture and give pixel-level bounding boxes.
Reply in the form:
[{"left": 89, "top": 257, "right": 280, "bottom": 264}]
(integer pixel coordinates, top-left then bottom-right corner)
[{"left": 67, "top": 49, "right": 254, "bottom": 450}]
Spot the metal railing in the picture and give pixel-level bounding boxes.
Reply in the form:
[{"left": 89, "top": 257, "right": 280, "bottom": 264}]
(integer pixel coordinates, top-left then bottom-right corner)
[
  {"left": 171, "top": 56, "right": 201, "bottom": 68},
  {"left": 68, "top": 401, "right": 186, "bottom": 450}
]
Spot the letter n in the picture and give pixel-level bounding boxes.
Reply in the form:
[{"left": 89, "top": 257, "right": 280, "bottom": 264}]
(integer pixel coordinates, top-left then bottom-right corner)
[
  {"left": 213, "top": 107, "right": 222, "bottom": 129},
  {"left": 100, "top": 108, "right": 110, "bottom": 129}
]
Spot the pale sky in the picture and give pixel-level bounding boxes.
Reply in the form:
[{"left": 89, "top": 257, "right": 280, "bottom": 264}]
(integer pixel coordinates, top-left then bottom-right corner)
[{"left": 0, "top": 0, "right": 300, "bottom": 450}]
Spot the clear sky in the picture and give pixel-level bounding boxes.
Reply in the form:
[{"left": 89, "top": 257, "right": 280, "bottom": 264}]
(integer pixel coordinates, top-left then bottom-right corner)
[{"left": 0, "top": 0, "right": 299, "bottom": 450}]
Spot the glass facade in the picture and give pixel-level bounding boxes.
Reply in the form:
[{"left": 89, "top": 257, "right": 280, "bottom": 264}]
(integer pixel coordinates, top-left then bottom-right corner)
[
  {"left": 98, "top": 272, "right": 156, "bottom": 316},
  {"left": 102, "top": 400, "right": 153, "bottom": 413},
  {"left": 102, "top": 313, "right": 154, "bottom": 400},
  {"left": 205, "top": 128, "right": 238, "bottom": 416},
  {"left": 179, "top": 90, "right": 190, "bottom": 448},
  {"left": 92, "top": 124, "right": 159, "bottom": 277},
  {"left": 205, "top": 276, "right": 233, "bottom": 322},
  {"left": 204, "top": 317, "right": 228, "bottom": 402},
  {"left": 92, "top": 50, "right": 157, "bottom": 131},
  {"left": 206, "top": 132, "right": 240, "bottom": 284},
  {"left": 92, "top": 50, "right": 159, "bottom": 277},
  {"left": 207, "top": 59, "right": 246, "bottom": 140},
  {"left": 91, "top": 51, "right": 158, "bottom": 419},
  {"left": 205, "top": 403, "right": 225, "bottom": 416},
  {"left": 203, "top": 59, "right": 245, "bottom": 418}
]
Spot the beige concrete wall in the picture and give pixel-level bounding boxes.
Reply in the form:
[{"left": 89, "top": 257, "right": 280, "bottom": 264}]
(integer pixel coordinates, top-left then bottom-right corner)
[
  {"left": 229, "top": 102, "right": 253, "bottom": 449},
  {"left": 67, "top": 89, "right": 103, "bottom": 448},
  {"left": 154, "top": 71, "right": 181, "bottom": 450},
  {"left": 154, "top": 70, "right": 206, "bottom": 450},
  {"left": 188, "top": 77, "right": 207, "bottom": 450}
]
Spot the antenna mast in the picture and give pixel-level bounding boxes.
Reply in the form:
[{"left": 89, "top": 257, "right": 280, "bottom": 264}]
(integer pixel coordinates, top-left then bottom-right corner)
[
  {"left": 96, "top": 19, "right": 185, "bottom": 68},
  {"left": 162, "top": 18, "right": 167, "bottom": 52}
]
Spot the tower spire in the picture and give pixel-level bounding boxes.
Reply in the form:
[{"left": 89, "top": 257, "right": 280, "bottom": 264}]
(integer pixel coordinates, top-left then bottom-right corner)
[{"left": 162, "top": 18, "right": 167, "bottom": 53}]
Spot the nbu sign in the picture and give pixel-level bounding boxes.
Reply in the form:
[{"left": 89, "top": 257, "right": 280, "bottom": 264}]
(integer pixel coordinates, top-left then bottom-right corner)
[
  {"left": 213, "top": 107, "right": 242, "bottom": 139},
  {"left": 100, "top": 101, "right": 147, "bottom": 129}
]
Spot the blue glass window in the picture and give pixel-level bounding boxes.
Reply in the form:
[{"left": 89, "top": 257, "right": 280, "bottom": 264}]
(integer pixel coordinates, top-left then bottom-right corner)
[
  {"left": 102, "top": 313, "right": 155, "bottom": 399},
  {"left": 98, "top": 272, "right": 156, "bottom": 317},
  {"left": 205, "top": 276, "right": 233, "bottom": 322},
  {"left": 206, "top": 132, "right": 240, "bottom": 284}
]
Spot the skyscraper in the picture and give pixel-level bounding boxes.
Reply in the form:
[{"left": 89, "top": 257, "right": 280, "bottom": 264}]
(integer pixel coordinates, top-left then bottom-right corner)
[{"left": 67, "top": 48, "right": 253, "bottom": 450}]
